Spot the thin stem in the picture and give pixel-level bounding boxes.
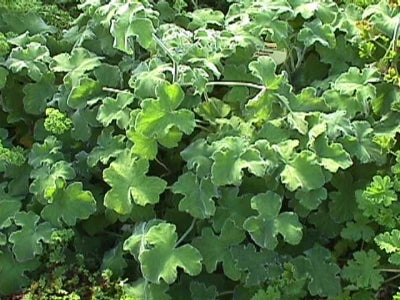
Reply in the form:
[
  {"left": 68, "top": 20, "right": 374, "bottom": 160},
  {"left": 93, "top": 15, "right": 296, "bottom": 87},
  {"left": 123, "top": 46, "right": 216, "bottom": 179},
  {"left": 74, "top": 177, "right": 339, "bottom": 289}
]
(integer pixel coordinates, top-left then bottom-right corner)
[
  {"left": 294, "top": 46, "right": 307, "bottom": 71},
  {"left": 217, "top": 290, "right": 234, "bottom": 297},
  {"left": 195, "top": 124, "right": 211, "bottom": 132},
  {"left": 152, "top": 33, "right": 178, "bottom": 82},
  {"left": 104, "top": 230, "right": 123, "bottom": 238},
  {"left": 155, "top": 157, "right": 170, "bottom": 173},
  {"left": 392, "top": 17, "right": 400, "bottom": 52},
  {"left": 206, "top": 81, "right": 265, "bottom": 90},
  {"left": 175, "top": 218, "right": 196, "bottom": 247},
  {"left": 102, "top": 87, "right": 131, "bottom": 93},
  {"left": 384, "top": 273, "right": 400, "bottom": 284},
  {"left": 379, "top": 268, "right": 400, "bottom": 273},
  {"left": 155, "top": 157, "right": 171, "bottom": 178}
]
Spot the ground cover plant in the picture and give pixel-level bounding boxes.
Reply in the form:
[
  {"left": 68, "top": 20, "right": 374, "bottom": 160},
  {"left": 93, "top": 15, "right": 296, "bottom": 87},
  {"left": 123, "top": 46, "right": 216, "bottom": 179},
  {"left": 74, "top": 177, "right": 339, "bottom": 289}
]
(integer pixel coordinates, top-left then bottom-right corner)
[{"left": 0, "top": 0, "right": 400, "bottom": 298}]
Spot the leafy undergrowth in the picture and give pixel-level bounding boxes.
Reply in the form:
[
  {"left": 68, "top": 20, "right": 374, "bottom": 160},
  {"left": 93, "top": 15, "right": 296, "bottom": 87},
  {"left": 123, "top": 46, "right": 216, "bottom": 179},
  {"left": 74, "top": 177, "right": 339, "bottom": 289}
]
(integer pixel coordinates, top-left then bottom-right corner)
[{"left": 0, "top": 0, "right": 400, "bottom": 299}]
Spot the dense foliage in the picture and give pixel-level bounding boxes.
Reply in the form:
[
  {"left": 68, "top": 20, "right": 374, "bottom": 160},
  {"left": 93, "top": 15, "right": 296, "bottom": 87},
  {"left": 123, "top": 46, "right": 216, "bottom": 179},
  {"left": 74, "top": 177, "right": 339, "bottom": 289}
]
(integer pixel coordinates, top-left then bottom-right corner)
[{"left": 0, "top": 0, "right": 400, "bottom": 298}]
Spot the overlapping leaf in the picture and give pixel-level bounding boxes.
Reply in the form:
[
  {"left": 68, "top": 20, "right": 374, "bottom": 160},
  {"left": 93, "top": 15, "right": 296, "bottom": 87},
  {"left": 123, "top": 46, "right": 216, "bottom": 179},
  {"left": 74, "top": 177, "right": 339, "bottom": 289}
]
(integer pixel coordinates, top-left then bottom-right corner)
[
  {"left": 243, "top": 191, "right": 302, "bottom": 249},
  {"left": 103, "top": 150, "right": 167, "bottom": 214}
]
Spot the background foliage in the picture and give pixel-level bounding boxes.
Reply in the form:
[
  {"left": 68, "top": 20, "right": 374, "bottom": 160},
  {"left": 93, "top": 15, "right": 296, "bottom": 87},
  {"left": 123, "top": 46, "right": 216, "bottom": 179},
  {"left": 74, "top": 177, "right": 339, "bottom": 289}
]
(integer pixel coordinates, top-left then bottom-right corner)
[{"left": 0, "top": 0, "right": 400, "bottom": 299}]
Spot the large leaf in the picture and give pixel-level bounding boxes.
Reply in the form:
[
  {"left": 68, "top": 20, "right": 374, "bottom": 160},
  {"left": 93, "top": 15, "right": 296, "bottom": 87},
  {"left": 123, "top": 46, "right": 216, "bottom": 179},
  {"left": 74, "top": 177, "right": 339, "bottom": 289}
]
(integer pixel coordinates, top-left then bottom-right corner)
[
  {"left": 280, "top": 150, "right": 326, "bottom": 191},
  {"left": 172, "top": 172, "right": 218, "bottom": 219},
  {"left": 9, "top": 211, "right": 53, "bottom": 262},
  {"left": 243, "top": 191, "right": 302, "bottom": 249},
  {"left": 135, "top": 83, "right": 195, "bottom": 138},
  {"left": 292, "top": 245, "right": 341, "bottom": 298},
  {"left": 41, "top": 182, "right": 97, "bottom": 227},
  {"left": 103, "top": 150, "right": 167, "bottom": 214},
  {"left": 193, "top": 219, "right": 245, "bottom": 280},
  {"left": 138, "top": 223, "right": 202, "bottom": 284}
]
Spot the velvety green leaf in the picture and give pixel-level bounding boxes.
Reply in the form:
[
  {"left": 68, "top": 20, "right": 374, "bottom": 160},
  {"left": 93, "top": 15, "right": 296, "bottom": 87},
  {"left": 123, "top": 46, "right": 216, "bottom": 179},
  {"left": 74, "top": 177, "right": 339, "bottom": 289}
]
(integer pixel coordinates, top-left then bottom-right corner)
[
  {"left": 292, "top": 245, "right": 341, "bottom": 298},
  {"left": 122, "top": 278, "right": 171, "bottom": 300},
  {"left": 0, "top": 183, "right": 22, "bottom": 229},
  {"left": 181, "top": 138, "right": 214, "bottom": 178},
  {"left": 280, "top": 150, "right": 325, "bottom": 191},
  {"left": 213, "top": 187, "right": 253, "bottom": 232},
  {"left": 322, "top": 90, "right": 363, "bottom": 118},
  {"left": 41, "top": 182, "right": 97, "bottom": 227},
  {"left": 111, "top": 15, "right": 155, "bottom": 54},
  {"left": 9, "top": 211, "right": 53, "bottom": 262},
  {"left": 195, "top": 97, "right": 231, "bottom": 122},
  {"left": 243, "top": 191, "right": 302, "bottom": 249},
  {"left": 341, "top": 214, "right": 375, "bottom": 242},
  {"left": 87, "top": 127, "right": 126, "bottom": 167},
  {"left": 94, "top": 63, "right": 122, "bottom": 88},
  {"left": 342, "top": 250, "right": 383, "bottom": 290},
  {"left": 22, "top": 72, "right": 56, "bottom": 115},
  {"left": 67, "top": 77, "right": 102, "bottom": 109},
  {"left": 187, "top": 8, "right": 224, "bottom": 29},
  {"left": 138, "top": 223, "right": 202, "bottom": 284},
  {"left": 375, "top": 229, "right": 400, "bottom": 254},
  {"left": 193, "top": 219, "right": 245, "bottom": 280},
  {"left": 311, "top": 134, "right": 352, "bottom": 172},
  {"left": 128, "top": 59, "right": 169, "bottom": 99},
  {"left": 295, "top": 187, "right": 327, "bottom": 211},
  {"left": 248, "top": 56, "right": 283, "bottom": 90},
  {"left": 70, "top": 108, "right": 97, "bottom": 142},
  {"left": 5, "top": 42, "right": 50, "bottom": 81},
  {"left": 190, "top": 282, "right": 218, "bottom": 300},
  {"left": 211, "top": 137, "right": 267, "bottom": 186},
  {"left": 230, "top": 243, "right": 279, "bottom": 286},
  {"left": 298, "top": 19, "right": 336, "bottom": 48},
  {"left": 172, "top": 172, "right": 218, "bottom": 219},
  {"left": 1, "top": 12, "right": 56, "bottom": 35},
  {"left": 127, "top": 130, "right": 158, "bottom": 160},
  {"left": 329, "top": 171, "right": 357, "bottom": 223},
  {"left": 334, "top": 67, "right": 380, "bottom": 101},
  {"left": 0, "top": 248, "right": 39, "bottom": 296},
  {"left": 28, "top": 136, "right": 63, "bottom": 168},
  {"left": 50, "top": 47, "right": 102, "bottom": 80},
  {"left": 29, "top": 160, "right": 76, "bottom": 202},
  {"left": 135, "top": 83, "right": 195, "bottom": 138},
  {"left": 101, "top": 244, "right": 127, "bottom": 278},
  {"left": 97, "top": 92, "right": 134, "bottom": 129},
  {"left": 316, "top": 35, "right": 361, "bottom": 74},
  {"left": 0, "top": 67, "right": 9, "bottom": 89},
  {"left": 103, "top": 150, "right": 167, "bottom": 214},
  {"left": 339, "top": 121, "right": 386, "bottom": 165},
  {"left": 363, "top": 1, "right": 400, "bottom": 37}
]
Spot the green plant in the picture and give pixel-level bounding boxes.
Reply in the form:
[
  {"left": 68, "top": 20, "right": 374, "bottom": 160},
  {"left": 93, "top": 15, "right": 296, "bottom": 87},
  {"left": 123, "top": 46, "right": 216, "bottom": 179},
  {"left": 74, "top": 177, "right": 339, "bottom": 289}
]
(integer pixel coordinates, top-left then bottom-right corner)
[{"left": 0, "top": 0, "right": 400, "bottom": 299}]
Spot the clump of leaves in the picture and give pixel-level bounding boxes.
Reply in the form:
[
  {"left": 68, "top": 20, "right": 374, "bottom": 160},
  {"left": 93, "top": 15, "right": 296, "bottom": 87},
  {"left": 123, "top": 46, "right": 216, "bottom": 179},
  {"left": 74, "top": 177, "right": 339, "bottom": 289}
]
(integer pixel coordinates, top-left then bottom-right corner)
[{"left": 1, "top": 0, "right": 400, "bottom": 299}]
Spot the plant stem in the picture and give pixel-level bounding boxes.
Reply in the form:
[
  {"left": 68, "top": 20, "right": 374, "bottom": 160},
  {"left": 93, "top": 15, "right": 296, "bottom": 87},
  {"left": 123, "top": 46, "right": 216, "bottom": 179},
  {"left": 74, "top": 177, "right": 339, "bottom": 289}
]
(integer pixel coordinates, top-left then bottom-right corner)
[
  {"left": 379, "top": 268, "right": 400, "bottom": 273},
  {"left": 217, "top": 290, "right": 234, "bottom": 297},
  {"left": 175, "top": 218, "right": 196, "bottom": 247},
  {"left": 152, "top": 33, "right": 178, "bottom": 82},
  {"left": 384, "top": 273, "right": 400, "bottom": 284},
  {"left": 102, "top": 87, "right": 131, "bottom": 93},
  {"left": 206, "top": 81, "right": 265, "bottom": 90}
]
